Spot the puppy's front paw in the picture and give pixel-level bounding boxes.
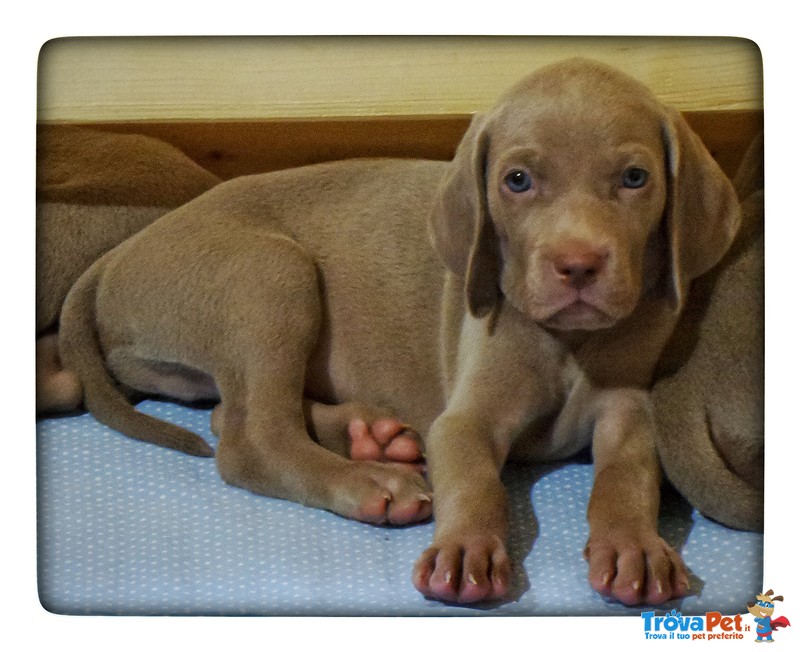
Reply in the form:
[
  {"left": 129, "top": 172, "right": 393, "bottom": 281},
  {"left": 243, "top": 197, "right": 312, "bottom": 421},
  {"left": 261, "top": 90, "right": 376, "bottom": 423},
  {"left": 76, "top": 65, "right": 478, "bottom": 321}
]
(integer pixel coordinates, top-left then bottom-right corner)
[
  {"left": 412, "top": 534, "right": 511, "bottom": 604},
  {"left": 584, "top": 530, "right": 690, "bottom": 605}
]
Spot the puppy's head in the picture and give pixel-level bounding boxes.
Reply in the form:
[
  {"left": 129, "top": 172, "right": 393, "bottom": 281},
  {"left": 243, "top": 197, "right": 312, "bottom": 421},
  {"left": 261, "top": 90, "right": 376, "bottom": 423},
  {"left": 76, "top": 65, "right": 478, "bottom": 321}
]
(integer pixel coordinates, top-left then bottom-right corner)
[{"left": 430, "top": 58, "right": 740, "bottom": 330}]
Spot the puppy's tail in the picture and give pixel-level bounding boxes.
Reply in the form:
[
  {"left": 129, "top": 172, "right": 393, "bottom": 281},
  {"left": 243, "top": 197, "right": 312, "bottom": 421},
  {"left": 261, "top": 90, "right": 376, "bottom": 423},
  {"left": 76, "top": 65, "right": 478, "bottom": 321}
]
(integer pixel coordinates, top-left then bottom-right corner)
[{"left": 59, "top": 259, "right": 214, "bottom": 457}]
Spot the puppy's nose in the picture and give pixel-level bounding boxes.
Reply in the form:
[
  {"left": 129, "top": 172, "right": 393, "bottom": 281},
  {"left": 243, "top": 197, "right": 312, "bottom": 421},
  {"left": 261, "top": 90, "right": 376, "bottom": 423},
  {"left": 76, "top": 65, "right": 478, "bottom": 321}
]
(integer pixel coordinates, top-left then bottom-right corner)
[{"left": 553, "top": 247, "right": 608, "bottom": 289}]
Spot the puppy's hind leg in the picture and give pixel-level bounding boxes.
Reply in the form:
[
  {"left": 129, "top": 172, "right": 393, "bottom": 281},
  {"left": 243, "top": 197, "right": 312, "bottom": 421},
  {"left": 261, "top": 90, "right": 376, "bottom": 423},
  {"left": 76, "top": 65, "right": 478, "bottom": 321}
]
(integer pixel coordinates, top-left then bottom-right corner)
[
  {"left": 216, "top": 397, "right": 426, "bottom": 470},
  {"left": 212, "top": 234, "right": 431, "bottom": 525}
]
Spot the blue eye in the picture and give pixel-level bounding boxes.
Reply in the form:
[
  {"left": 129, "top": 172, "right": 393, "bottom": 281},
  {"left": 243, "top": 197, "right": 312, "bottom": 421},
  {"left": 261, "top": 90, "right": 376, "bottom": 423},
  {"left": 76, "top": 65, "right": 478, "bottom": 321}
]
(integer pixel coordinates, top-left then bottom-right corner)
[
  {"left": 504, "top": 169, "right": 533, "bottom": 193},
  {"left": 621, "top": 167, "right": 649, "bottom": 189}
]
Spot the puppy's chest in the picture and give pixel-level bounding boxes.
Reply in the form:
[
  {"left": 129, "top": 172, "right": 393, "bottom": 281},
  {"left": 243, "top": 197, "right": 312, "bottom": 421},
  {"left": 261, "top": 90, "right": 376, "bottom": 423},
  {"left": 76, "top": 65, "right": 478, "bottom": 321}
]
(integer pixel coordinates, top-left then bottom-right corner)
[
  {"left": 503, "top": 328, "right": 613, "bottom": 461},
  {"left": 508, "top": 318, "right": 669, "bottom": 462}
]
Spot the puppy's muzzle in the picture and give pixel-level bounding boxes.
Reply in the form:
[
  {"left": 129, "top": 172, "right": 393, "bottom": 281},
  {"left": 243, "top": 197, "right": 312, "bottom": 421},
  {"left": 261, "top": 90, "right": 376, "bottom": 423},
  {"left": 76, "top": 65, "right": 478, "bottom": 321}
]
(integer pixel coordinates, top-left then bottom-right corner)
[{"left": 552, "top": 243, "right": 609, "bottom": 290}]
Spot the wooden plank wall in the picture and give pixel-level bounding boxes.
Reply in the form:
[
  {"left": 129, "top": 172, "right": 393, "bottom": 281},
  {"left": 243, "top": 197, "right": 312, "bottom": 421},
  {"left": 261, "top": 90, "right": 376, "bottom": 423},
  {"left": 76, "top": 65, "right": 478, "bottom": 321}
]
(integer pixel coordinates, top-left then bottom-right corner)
[{"left": 37, "top": 36, "right": 763, "bottom": 179}]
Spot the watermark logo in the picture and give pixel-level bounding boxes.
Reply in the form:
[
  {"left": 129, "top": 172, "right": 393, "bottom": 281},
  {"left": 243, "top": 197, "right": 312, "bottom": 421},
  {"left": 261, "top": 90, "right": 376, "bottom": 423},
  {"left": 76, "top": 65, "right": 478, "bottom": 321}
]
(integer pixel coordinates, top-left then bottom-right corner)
[
  {"left": 641, "top": 609, "right": 747, "bottom": 641},
  {"left": 640, "top": 589, "right": 792, "bottom": 643},
  {"left": 746, "top": 589, "right": 791, "bottom": 643}
]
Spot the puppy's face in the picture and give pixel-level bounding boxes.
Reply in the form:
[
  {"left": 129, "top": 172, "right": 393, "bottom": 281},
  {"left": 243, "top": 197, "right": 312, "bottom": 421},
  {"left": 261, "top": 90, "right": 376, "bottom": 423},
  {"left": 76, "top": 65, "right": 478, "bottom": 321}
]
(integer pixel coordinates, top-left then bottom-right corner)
[
  {"left": 485, "top": 87, "right": 669, "bottom": 331},
  {"left": 430, "top": 59, "right": 739, "bottom": 329}
]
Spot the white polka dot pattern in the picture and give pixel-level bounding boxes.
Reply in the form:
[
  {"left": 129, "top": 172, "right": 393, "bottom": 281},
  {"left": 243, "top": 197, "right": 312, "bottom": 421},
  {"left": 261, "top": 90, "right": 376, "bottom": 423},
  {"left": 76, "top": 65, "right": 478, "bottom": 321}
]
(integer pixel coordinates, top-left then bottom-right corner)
[{"left": 37, "top": 401, "right": 763, "bottom": 616}]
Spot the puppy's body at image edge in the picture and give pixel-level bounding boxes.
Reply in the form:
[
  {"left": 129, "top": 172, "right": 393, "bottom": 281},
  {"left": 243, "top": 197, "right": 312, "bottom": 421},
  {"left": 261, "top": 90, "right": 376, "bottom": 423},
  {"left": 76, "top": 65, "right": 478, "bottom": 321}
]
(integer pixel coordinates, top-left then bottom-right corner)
[{"left": 59, "top": 59, "right": 740, "bottom": 606}]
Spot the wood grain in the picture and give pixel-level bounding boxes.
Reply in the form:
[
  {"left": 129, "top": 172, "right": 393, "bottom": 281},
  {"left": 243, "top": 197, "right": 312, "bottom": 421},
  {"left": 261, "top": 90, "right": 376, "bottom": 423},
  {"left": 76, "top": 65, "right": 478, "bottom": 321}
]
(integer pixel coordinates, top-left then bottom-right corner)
[
  {"left": 38, "top": 36, "right": 763, "bottom": 123},
  {"left": 37, "top": 37, "right": 763, "bottom": 180}
]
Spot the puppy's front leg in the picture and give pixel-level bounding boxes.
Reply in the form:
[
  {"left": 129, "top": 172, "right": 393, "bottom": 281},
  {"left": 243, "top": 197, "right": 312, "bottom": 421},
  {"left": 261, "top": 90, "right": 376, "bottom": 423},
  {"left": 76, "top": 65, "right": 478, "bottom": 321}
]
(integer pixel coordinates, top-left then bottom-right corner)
[
  {"left": 413, "top": 408, "right": 513, "bottom": 604},
  {"left": 584, "top": 388, "right": 690, "bottom": 605},
  {"left": 412, "top": 311, "right": 551, "bottom": 604}
]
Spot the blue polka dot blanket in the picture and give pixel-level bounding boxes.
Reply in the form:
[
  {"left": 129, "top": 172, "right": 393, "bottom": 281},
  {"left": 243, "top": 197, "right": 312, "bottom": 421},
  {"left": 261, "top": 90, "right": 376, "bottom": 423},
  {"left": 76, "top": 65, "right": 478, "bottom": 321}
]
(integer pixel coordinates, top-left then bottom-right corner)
[{"left": 37, "top": 400, "right": 762, "bottom": 616}]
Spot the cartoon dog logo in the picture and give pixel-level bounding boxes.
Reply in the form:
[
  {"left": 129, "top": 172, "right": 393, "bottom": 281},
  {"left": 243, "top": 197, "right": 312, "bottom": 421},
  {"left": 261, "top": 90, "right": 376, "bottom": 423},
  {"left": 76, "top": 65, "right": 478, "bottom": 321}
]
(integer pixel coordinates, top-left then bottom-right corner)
[{"left": 747, "top": 590, "right": 791, "bottom": 642}]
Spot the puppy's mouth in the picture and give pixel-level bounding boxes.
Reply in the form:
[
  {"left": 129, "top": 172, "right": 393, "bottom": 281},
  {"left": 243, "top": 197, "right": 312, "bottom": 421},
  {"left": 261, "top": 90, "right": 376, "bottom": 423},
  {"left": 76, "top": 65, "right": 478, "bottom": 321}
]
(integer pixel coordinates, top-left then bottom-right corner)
[
  {"left": 541, "top": 298, "right": 617, "bottom": 331},
  {"left": 503, "top": 268, "right": 636, "bottom": 331}
]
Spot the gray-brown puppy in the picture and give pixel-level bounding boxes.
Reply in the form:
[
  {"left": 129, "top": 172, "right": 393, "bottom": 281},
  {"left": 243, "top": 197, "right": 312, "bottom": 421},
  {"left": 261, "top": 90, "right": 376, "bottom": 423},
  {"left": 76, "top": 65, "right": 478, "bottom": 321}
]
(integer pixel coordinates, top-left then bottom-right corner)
[
  {"left": 59, "top": 59, "right": 740, "bottom": 606},
  {"left": 652, "top": 132, "right": 764, "bottom": 532}
]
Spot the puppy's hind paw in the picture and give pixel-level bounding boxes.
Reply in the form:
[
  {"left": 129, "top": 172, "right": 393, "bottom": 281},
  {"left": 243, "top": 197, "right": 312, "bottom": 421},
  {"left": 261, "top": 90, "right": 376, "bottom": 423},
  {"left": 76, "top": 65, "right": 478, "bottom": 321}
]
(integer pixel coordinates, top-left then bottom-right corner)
[
  {"left": 338, "top": 461, "right": 432, "bottom": 526},
  {"left": 348, "top": 417, "right": 425, "bottom": 471}
]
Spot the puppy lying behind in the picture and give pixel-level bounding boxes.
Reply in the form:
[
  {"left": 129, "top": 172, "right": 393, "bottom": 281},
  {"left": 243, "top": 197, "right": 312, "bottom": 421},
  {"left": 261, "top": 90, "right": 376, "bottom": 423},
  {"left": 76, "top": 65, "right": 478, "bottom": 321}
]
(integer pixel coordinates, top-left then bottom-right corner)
[
  {"left": 36, "top": 125, "right": 221, "bottom": 412},
  {"left": 59, "top": 59, "right": 740, "bottom": 606}
]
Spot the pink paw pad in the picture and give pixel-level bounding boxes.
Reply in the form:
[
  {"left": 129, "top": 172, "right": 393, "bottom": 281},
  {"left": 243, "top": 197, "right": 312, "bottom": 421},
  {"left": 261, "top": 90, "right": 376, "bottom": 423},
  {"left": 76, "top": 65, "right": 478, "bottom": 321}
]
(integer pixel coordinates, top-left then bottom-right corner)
[{"left": 348, "top": 418, "right": 425, "bottom": 468}]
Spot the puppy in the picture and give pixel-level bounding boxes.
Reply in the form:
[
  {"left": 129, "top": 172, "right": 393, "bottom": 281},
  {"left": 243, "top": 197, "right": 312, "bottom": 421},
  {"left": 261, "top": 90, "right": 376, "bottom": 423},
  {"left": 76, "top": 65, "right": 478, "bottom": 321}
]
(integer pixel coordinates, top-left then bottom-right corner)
[{"left": 59, "top": 58, "right": 740, "bottom": 605}]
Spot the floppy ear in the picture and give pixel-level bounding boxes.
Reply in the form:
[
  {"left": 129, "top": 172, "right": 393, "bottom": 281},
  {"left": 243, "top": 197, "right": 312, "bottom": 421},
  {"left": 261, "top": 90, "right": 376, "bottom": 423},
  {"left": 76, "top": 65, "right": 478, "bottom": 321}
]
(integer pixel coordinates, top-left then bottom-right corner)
[
  {"left": 429, "top": 114, "right": 502, "bottom": 317},
  {"left": 662, "top": 108, "right": 741, "bottom": 309}
]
